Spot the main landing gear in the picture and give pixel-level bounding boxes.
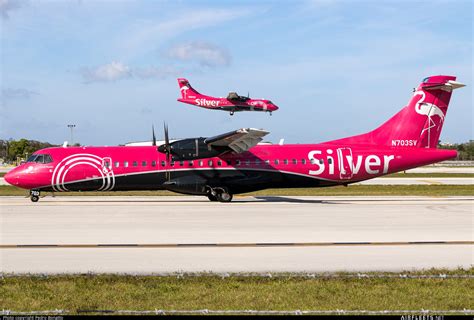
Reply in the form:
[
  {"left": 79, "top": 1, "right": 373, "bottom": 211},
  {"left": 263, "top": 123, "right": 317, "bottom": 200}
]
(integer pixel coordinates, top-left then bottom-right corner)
[
  {"left": 207, "top": 187, "right": 233, "bottom": 203},
  {"left": 230, "top": 111, "right": 234, "bottom": 116},
  {"left": 30, "top": 190, "right": 40, "bottom": 202}
]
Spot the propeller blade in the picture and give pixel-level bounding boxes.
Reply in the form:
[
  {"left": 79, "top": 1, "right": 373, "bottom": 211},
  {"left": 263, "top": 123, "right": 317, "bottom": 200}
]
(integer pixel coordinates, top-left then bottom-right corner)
[
  {"left": 164, "top": 122, "right": 171, "bottom": 162},
  {"left": 152, "top": 125, "right": 157, "bottom": 147}
]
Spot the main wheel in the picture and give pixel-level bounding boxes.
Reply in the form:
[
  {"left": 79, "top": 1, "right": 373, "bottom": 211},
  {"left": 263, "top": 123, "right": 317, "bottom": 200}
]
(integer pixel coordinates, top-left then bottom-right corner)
[
  {"left": 30, "top": 195, "right": 39, "bottom": 202},
  {"left": 217, "top": 192, "right": 233, "bottom": 203},
  {"left": 207, "top": 194, "right": 218, "bottom": 202}
]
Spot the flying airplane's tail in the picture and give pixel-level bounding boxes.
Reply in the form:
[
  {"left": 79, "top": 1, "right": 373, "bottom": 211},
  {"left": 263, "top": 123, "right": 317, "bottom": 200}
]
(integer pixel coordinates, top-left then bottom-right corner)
[
  {"left": 328, "top": 75, "right": 465, "bottom": 148},
  {"left": 177, "top": 78, "right": 203, "bottom": 99}
]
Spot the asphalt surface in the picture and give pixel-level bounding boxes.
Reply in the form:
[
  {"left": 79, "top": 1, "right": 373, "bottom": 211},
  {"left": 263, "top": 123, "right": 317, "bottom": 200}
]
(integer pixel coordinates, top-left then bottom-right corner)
[{"left": 0, "top": 196, "right": 472, "bottom": 274}]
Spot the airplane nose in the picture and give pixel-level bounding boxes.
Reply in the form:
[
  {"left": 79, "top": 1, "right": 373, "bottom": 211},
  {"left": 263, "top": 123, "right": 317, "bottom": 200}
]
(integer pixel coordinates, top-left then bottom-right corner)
[{"left": 3, "top": 170, "right": 16, "bottom": 186}]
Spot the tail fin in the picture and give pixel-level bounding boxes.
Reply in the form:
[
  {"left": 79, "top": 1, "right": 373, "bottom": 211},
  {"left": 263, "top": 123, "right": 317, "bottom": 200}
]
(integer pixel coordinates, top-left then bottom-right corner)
[
  {"left": 177, "top": 78, "right": 202, "bottom": 99},
  {"left": 328, "top": 75, "right": 465, "bottom": 148}
]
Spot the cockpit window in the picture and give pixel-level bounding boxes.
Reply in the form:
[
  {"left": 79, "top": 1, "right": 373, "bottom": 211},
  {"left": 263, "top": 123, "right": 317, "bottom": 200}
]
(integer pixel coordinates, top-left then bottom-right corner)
[
  {"left": 26, "top": 154, "right": 53, "bottom": 164},
  {"left": 422, "top": 77, "right": 430, "bottom": 83},
  {"left": 267, "top": 100, "right": 273, "bottom": 104}
]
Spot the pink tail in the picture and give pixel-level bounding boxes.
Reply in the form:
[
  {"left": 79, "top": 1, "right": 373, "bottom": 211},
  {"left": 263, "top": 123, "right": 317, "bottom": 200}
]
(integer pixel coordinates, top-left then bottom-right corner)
[
  {"left": 328, "top": 75, "right": 465, "bottom": 148},
  {"left": 177, "top": 78, "right": 203, "bottom": 99}
]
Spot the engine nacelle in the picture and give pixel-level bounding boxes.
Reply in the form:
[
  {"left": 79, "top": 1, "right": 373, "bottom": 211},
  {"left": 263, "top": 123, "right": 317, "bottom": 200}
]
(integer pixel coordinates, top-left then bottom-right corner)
[{"left": 166, "top": 138, "right": 224, "bottom": 160}]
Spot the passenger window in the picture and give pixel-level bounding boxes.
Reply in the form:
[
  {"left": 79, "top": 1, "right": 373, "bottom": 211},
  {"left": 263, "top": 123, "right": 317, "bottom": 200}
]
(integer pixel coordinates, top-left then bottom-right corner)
[
  {"left": 179, "top": 161, "right": 184, "bottom": 167},
  {"left": 301, "top": 159, "right": 306, "bottom": 165},
  {"left": 133, "top": 161, "right": 138, "bottom": 167},
  {"left": 218, "top": 160, "right": 222, "bottom": 166},
  {"left": 320, "top": 159, "right": 324, "bottom": 164},
  {"left": 114, "top": 161, "right": 119, "bottom": 168},
  {"left": 226, "top": 160, "right": 232, "bottom": 165},
  {"left": 188, "top": 161, "right": 194, "bottom": 166},
  {"left": 274, "top": 159, "right": 279, "bottom": 165},
  {"left": 236, "top": 160, "right": 241, "bottom": 166},
  {"left": 208, "top": 160, "right": 213, "bottom": 166},
  {"left": 104, "top": 161, "right": 111, "bottom": 168},
  {"left": 283, "top": 159, "right": 288, "bottom": 165},
  {"left": 328, "top": 158, "right": 332, "bottom": 164},
  {"left": 161, "top": 161, "right": 166, "bottom": 167},
  {"left": 151, "top": 161, "right": 156, "bottom": 167},
  {"left": 292, "top": 159, "right": 297, "bottom": 165},
  {"left": 170, "top": 161, "right": 175, "bottom": 166},
  {"left": 124, "top": 161, "right": 129, "bottom": 168},
  {"left": 141, "top": 161, "right": 146, "bottom": 167},
  {"left": 245, "top": 159, "right": 250, "bottom": 166},
  {"left": 255, "top": 159, "right": 260, "bottom": 166}
]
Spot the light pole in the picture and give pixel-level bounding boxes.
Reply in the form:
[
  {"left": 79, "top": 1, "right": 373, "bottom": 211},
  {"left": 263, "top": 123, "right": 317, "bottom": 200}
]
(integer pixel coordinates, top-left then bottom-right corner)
[{"left": 67, "top": 124, "right": 76, "bottom": 145}]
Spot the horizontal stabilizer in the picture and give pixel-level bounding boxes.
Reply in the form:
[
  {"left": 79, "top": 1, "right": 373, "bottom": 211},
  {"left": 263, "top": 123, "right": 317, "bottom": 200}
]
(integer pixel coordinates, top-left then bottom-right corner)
[{"left": 205, "top": 128, "right": 269, "bottom": 153}]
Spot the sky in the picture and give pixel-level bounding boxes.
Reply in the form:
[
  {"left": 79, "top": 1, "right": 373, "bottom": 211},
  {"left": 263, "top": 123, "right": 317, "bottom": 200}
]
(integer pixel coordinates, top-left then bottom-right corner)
[{"left": 0, "top": 0, "right": 472, "bottom": 146}]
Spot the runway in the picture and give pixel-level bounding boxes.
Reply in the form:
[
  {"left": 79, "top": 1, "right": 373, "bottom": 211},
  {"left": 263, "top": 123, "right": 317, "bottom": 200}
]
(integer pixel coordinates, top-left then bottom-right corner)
[{"left": 0, "top": 196, "right": 472, "bottom": 274}]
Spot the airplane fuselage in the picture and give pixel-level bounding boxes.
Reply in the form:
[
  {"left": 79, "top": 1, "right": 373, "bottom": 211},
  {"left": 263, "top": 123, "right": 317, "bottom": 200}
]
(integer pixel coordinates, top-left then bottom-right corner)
[
  {"left": 178, "top": 97, "right": 278, "bottom": 113},
  {"left": 5, "top": 143, "right": 456, "bottom": 195}
]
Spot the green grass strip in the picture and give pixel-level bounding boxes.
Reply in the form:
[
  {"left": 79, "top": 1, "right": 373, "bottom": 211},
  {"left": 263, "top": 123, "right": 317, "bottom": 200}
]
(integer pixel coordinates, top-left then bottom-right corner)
[
  {"left": 0, "top": 185, "right": 473, "bottom": 197},
  {"left": 1, "top": 269, "right": 472, "bottom": 312}
]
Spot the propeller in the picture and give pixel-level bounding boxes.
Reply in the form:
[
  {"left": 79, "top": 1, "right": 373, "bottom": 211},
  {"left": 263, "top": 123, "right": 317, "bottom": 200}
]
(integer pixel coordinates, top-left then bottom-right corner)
[
  {"left": 164, "top": 122, "right": 171, "bottom": 162},
  {"left": 152, "top": 125, "right": 157, "bottom": 147}
]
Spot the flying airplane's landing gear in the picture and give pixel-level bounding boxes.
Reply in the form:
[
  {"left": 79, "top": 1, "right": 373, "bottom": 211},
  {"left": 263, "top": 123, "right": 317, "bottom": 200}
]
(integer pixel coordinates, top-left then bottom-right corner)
[
  {"left": 269, "top": 112, "right": 272, "bottom": 116},
  {"left": 30, "top": 190, "right": 40, "bottom": 202},
  {"left": 230, "top": 111, "right": 234, "bottom": 116}
]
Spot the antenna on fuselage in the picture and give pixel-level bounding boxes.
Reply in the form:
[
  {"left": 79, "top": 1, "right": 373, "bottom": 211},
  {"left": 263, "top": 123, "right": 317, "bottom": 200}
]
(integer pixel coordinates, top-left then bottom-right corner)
[{"left": 62, "top": 141, "right": 68, "bottom": 148}]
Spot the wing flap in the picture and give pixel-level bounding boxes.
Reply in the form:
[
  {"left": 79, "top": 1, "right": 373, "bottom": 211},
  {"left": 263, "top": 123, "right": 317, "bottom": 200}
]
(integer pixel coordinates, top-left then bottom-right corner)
[{"left": 204, "top": 128, "right": 269, "bottom": 153}]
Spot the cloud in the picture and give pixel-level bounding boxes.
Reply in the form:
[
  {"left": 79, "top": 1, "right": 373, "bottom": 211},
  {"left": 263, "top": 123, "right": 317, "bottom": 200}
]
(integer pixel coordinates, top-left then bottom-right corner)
[
  {"left": 166, "top": 41, "right": 231, "bottom": 67},
  {"left": 0, "top": 0, "right": 24, "bottom": 19},
  {"left": 81, "top": 61, "right": 132, "bottom": 83},
  {"left": 134, "top": 65, "right": 180, "bottom": 80},
  {"left": 1, "top": 88, "right": 38, "bottom": 99},
  {"left": 117, "top": 8, "right": 252, "bottom": 60},
  {"left": 80, "top": 62, "right": 180, "bottom": 83}
]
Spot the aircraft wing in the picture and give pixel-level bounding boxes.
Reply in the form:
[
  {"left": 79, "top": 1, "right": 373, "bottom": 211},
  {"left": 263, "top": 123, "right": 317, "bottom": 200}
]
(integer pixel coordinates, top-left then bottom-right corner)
[{"left": 205, "top": 128, "right": 269, "bottom": 153}]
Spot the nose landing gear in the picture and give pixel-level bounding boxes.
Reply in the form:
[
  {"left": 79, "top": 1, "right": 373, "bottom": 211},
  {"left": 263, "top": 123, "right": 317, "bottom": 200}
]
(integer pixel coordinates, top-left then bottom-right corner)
[{"left": 30, "top": 190, "right": 40, "bottom": 202}]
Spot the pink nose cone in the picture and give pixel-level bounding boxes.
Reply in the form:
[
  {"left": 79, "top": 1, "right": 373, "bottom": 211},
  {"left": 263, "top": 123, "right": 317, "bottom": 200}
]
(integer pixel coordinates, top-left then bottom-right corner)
[
  {"left": 3, "top": 170, "right": 16, "bottom": 186},
  {"left": 270, "top": 104, "right": 279, "bottom": 111}
]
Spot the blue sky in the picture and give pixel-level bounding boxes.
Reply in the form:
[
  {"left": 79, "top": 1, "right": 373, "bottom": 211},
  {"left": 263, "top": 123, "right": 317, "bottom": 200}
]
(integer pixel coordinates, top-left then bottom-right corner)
[{"left": 1, "top": 0, "right": 472, "bottom": 145}]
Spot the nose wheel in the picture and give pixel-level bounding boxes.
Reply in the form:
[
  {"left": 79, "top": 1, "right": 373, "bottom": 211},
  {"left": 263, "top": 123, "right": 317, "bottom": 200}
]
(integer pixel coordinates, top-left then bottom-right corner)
[{"left": 30, "top": 190, "right": 40, "bottom": 202}]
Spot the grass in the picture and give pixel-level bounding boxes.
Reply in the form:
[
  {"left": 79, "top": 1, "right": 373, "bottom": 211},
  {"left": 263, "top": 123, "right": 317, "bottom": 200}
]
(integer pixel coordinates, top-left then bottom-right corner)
[
  {"left": 1, "top": 269, "right": 472, "bottom": 313},
  {"left": 0, "top": 185, "right": 473, "bottom": 197},
  {"left": 385, "top": 172, "right": 474, "bottom": 178}
]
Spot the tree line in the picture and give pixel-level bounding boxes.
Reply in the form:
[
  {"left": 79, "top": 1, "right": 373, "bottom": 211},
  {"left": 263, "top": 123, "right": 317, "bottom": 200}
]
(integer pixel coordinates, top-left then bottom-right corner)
[{"left": 0, "top": 139, "right": 58, "bottom": 163}]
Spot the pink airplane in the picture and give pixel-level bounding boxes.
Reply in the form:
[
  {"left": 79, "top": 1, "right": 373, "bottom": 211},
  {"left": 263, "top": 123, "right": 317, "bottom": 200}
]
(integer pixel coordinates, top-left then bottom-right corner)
[
  {"left": 5, "top": 75, "right": 464, "bottom": 202},
  {"left": 177, "top": 78, "right": 279, "bottom": 115}
]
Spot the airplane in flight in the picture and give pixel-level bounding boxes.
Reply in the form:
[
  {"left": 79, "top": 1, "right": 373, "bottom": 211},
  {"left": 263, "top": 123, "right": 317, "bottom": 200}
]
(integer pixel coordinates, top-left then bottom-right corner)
[
  {"left": 4, "top": 75, "right": 465, "bottom": 202},
  {"left": 177, "top": 78, "right": 279, "bottom": 115}
]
